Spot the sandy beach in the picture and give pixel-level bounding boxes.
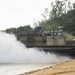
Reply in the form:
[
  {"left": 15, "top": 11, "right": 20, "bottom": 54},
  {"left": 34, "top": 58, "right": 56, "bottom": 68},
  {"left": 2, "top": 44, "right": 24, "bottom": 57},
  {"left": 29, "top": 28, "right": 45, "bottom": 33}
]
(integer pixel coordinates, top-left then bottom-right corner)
[{"left": 19, "top": 59, "right": 75, "bottom": 75}]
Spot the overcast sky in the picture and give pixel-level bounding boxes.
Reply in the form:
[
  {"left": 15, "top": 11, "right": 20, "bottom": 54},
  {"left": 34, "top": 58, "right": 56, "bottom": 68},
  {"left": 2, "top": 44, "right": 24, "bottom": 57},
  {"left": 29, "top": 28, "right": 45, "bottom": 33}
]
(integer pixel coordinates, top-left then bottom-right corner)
[{"left": 0, "top": 0, "right": 75, "bottom": 30}]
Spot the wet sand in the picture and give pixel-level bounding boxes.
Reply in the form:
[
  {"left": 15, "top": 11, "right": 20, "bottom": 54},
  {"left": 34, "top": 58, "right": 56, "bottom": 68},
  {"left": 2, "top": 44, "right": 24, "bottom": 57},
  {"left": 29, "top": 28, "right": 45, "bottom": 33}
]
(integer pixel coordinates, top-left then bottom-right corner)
[{"left": 19, "top": 60, "right": 75, "bottom": 75}]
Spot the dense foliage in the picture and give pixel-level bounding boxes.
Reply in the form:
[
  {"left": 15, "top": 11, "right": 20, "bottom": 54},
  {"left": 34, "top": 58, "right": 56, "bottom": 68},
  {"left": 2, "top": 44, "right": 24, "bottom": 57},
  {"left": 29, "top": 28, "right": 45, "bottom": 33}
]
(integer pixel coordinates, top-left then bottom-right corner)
[
  {"left": 5, "top": 25, "right": 32, "bottom": 34},
  {"left": 39, "top": 0, "right": 75, "bottom": 36}
]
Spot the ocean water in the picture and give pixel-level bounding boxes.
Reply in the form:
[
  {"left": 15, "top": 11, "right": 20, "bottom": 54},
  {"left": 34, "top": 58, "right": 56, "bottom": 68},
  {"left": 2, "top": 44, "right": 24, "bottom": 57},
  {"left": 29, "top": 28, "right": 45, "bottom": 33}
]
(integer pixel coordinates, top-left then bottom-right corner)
[{"left": 0, "top": 63, "right": 52, "bottom": 75}]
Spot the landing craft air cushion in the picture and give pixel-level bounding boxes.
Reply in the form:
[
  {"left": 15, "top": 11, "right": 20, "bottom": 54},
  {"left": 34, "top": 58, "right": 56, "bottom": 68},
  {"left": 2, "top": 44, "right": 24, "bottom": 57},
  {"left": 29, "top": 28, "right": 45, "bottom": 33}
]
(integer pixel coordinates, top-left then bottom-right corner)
[{"left": 17, "top": 26, "right": 75, "bottom": 58}]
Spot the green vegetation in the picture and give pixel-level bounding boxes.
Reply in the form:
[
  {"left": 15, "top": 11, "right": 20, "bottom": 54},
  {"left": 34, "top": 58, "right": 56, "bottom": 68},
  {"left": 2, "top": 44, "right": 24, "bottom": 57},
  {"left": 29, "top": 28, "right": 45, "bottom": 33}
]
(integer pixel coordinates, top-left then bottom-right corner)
[
  {"left": 39, "top": 0, "right": 75, "bottom": 40},
  {"left": 5, "top": 25, "right": 32, "bottom": 34},
  {"left": 64, "top": 32, "right": 75, "bottom": 40},
  {"left": 5, "top": 0, "right": 75, "bottom": 40}
]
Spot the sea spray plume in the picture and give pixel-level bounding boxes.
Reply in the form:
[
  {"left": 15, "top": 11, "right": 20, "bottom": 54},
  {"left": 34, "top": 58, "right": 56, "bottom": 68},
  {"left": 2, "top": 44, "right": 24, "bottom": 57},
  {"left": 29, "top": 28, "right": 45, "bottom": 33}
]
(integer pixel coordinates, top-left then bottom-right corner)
[{"left": 0, "top": 32, "right": 71, "bottom": 63}]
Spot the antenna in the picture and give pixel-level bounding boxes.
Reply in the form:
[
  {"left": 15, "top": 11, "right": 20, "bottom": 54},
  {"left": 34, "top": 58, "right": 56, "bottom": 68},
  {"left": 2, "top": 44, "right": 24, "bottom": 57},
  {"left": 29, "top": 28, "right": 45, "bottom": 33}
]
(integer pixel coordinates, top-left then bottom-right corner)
[{"left": 33, "top": 18, "right": 37, "bottom": 27}]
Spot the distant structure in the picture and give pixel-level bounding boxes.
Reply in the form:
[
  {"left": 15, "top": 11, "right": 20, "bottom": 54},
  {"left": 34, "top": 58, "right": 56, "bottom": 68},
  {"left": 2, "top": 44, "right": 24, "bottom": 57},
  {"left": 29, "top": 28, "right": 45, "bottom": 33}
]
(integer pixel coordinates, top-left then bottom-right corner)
[{"left": 17, "top": 26, "right": 65, "bottom": 46}]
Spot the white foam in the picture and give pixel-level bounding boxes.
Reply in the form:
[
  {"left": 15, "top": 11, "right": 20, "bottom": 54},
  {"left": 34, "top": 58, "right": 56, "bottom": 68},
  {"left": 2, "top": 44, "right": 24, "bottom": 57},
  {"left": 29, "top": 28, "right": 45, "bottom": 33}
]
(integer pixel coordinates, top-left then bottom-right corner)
[{"left": 0, "top": 32, "right": 71, "bottom": 63}]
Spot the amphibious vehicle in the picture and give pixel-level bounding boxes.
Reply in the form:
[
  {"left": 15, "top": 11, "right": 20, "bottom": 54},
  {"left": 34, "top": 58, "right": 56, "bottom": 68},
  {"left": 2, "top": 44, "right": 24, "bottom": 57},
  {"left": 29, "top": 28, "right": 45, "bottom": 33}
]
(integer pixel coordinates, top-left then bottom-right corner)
[{"left": 17, "top": 26, "right": 75, "bottom": 57}]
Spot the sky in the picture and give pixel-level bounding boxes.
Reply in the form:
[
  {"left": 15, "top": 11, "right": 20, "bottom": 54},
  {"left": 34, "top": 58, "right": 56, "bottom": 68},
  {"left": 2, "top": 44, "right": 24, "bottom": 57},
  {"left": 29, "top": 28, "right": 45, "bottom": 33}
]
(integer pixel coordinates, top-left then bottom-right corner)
[{"left": 0, "top": 0, "right": 75, "bottom": 30}]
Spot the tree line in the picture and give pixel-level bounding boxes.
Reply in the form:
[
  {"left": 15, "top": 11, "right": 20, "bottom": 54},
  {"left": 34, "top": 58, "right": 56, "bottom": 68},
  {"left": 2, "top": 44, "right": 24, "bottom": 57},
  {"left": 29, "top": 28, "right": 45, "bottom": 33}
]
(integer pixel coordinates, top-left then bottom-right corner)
[
  {"left": 5, "top": 25, "right": 32, "bottom": 34},
  {"left": 39, "top": 0, "right": 75, "bottom": 36},
  {"left": 5, "top": 0, "right": 75, "bottom": 36}
]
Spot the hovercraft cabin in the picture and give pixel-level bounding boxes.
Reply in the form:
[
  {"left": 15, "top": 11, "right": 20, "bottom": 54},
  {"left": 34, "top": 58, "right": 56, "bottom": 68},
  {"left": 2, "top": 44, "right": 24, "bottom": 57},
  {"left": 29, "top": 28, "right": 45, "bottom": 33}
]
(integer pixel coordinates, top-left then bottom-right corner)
[{"left": 17, "top": 26, "right": 65, "bottom": 46}]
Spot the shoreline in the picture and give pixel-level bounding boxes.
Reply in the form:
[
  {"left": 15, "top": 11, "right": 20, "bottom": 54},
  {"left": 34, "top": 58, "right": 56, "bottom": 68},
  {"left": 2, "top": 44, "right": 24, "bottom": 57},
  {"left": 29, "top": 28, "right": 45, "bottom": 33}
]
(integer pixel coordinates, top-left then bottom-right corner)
[
  {"left": 18, "top": 63, "right": 56, "bottom": 75},
  {"left": 19, "top": 59, "right": 75, "bottom": 75}
]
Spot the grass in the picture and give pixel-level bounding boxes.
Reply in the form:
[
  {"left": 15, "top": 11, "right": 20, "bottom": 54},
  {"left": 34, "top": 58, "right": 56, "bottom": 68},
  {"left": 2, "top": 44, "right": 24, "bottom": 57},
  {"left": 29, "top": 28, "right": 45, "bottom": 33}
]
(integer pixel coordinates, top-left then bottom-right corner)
[{"left": 64, "top": 32, "right": 75, "bottom": 40}]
